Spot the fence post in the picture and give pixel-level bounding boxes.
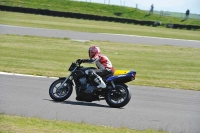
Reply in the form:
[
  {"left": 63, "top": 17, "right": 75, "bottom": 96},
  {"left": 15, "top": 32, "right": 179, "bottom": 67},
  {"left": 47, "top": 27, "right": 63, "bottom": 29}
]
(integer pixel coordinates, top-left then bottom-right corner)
[{"left": 160, "top": 11, "right": 163, "bottom": 17}]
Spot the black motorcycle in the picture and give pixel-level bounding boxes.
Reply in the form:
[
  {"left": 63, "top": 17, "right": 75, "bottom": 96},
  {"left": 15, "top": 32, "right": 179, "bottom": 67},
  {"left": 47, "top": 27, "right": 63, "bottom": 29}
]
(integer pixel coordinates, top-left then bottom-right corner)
[{"left": 49, "top": 59, "right": 136, "bottom": 108}]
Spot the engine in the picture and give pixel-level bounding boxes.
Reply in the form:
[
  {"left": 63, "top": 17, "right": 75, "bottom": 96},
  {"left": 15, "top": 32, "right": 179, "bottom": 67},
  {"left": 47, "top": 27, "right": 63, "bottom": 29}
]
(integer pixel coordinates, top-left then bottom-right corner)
[
  {"left": 76, "top": 77, "right": 87, "bottom": 93},
  {"left": 79, "top": 77, "right": 87, "bottom": 85},
  {"left": 77, "top": 77, "right": 94, "bottom": 93}
]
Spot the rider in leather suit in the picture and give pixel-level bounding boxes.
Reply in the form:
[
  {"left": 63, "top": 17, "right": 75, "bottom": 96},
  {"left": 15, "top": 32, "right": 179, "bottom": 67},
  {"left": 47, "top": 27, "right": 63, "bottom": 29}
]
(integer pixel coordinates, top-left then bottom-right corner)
[{"left": 77, "top": 46, "right": 114, "bottom": 89}]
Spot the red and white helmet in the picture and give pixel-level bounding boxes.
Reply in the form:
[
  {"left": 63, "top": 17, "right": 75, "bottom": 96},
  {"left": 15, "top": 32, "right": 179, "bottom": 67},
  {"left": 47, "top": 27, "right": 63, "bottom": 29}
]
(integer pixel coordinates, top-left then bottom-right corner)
[{"left": 88, "top": 46, "right": 100, "bottom": 58}]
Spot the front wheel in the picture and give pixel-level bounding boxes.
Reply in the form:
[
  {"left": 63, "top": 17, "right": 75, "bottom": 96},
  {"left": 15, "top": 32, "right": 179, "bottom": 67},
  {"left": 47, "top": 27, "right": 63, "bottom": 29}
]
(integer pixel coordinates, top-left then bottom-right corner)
[
  {"left": 105, "top": 84, "right": 131, "bottom": 108},
  {"left": 49, "top": 78, "right": 73, "bottom": 101}
]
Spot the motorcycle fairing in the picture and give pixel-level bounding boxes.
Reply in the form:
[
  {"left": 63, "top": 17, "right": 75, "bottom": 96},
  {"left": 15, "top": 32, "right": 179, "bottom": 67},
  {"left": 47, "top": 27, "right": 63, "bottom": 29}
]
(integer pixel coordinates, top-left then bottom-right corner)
[
  {"left": 114, "top": 70, "right": 130, "bottom": 76},
  {"left": 106, "top": 71, "right": 136, "bottom": 83}
]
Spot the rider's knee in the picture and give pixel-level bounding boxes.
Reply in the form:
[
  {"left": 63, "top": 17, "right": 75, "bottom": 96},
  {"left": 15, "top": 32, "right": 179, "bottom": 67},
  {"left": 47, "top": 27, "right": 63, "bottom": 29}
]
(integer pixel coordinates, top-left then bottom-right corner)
[{"left": 88, "top": 69, "right": 94, "bottom": 76}]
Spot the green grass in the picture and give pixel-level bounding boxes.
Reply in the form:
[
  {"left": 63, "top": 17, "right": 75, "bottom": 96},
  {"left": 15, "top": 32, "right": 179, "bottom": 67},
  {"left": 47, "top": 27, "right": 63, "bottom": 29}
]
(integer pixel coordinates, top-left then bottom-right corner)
[
  {"left": 0, "top": 34, "right": 200, "bottom": 91},
  {"left": 0, "top": 114, "right": 167, "bottom": 133},
  {"left": 1, "top": 11, "right": 200, "bottom": 41},
  {"left": 0, "top": 1, "right": 198, "bottom": 132},
  {"left": 1, "top": 0, "right": 200, "bottom": 26}
]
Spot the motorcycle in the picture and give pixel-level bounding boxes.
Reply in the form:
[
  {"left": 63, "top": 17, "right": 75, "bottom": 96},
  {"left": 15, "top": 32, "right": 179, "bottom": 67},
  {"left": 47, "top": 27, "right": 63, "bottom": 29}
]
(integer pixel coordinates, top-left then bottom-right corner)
[{"left": 49, "top": 59, "right": 136, "bottom": 108}]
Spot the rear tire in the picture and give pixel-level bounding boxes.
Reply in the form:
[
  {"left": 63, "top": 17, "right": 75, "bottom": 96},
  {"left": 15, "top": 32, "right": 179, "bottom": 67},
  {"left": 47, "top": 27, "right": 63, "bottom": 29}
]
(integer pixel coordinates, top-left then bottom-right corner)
[
  {"left": 105, "top": 84, "right": 131, "bottom": 108},
  {"left": 49, "top": 79, "right": 73, "bottom": 101}
]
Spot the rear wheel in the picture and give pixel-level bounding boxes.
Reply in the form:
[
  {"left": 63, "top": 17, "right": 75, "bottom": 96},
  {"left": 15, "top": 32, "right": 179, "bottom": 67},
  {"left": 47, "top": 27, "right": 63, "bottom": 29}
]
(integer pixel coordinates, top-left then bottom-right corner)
[
  {"left": 105, "top": 84, "right": 131, "bottom": 108},
  {"left": 49, "top": 79, "right": 73, "bottom": 101}
]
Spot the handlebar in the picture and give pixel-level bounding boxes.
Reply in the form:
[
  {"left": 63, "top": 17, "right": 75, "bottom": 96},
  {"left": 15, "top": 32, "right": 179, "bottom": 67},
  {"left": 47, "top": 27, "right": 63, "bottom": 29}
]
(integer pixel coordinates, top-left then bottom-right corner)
[{"left": 76, "top": 59, "right": 83, "bottom": 65}]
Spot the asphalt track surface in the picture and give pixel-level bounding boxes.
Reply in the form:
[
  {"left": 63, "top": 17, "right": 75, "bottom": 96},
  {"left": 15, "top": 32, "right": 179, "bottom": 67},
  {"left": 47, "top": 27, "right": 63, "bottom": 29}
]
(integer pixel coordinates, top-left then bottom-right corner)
[
  {"left": 0, "top": 25, "right": 200, "bottom": 133},
  {"left": 0, "top": 73, "right": 200, "bottom": 133},
  {"left": 0, "top": 24, "right": 200, "bottom": 48}
]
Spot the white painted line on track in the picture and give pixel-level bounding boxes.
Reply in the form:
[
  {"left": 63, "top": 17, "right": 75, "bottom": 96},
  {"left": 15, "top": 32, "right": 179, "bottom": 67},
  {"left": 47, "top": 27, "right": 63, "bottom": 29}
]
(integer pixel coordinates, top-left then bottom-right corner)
[
  {"left": 71, "top": 39, "right": 90, "bottom": 42},
  {"left": 100, "top": 33, "right": 200, "bottom": 42},
  {"left": 0, "top": 72, "right": 58, "bottom": 79}
]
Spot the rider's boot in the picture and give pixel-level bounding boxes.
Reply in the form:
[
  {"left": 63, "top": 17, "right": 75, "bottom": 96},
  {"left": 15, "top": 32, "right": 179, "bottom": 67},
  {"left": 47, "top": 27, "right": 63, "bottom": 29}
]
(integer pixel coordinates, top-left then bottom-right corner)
[{"left": 94, "top": 76, "right": 106, "bottom": 89}]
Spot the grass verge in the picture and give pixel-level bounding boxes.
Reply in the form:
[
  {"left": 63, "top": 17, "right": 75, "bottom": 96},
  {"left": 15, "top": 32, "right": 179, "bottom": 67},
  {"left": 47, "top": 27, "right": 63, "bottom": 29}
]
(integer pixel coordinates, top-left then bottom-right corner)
[
  {"left": 0, "top": 34, "right": 200, "bottom": 90},
  {"left": 1, "top": 0, "right": 200, "bottom": 26},
  {"left": 1, "top": 11, "right": 200, "bottom": 41},
  {"left": 0, "top": 114, "right": 167, "bottom": 133}
]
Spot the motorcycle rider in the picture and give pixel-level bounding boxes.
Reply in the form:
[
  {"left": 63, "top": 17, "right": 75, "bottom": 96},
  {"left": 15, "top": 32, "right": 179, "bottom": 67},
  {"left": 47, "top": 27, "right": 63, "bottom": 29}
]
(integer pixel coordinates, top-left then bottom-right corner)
[{"left": 77, "top": 46, "right": 114, "bottom": 89}]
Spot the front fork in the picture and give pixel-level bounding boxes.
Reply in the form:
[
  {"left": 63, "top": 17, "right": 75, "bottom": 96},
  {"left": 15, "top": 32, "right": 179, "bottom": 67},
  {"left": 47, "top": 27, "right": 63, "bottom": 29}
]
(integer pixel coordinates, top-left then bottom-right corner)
[
  {"left": 57, "top": 75, "right": 73, "bottom": 90},
  {"left": 57, "top": 67, "right": 77, "bottom": 90}
]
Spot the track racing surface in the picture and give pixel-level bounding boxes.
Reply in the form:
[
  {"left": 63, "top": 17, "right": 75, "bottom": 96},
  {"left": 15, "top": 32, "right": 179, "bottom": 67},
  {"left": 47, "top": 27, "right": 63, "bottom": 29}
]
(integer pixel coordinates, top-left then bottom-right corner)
[{"left": 0, "top": 25, "right": 200, "bottom": 133}]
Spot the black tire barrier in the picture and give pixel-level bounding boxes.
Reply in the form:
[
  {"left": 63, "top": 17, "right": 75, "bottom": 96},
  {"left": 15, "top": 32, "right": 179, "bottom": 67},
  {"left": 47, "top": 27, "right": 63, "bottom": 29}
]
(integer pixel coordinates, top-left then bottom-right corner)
[
  {"left": 166, "top": 24, "right": 174, "bottom": 28},
  {"left": 0, "top": 5, "right": 200, "bottom": 30},
  {"left": 154, "top": 21, "right": 162, "bottom": 26}
]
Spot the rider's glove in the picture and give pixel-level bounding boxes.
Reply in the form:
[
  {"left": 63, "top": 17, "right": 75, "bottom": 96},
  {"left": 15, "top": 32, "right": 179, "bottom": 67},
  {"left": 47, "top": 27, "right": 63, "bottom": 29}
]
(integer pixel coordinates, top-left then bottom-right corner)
[
  {"left": 77, "top": 59, "right": 83, "bottom": 64},
  {"left": 77, "top": 59, "right": 89, "bottom": 64}
]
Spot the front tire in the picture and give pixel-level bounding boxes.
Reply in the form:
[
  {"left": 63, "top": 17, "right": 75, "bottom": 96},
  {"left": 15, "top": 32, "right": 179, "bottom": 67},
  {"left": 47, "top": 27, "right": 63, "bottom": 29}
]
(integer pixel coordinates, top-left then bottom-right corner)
[
  {"left": 49, "top": 78, "right": 73, "bottom": 101},
  {"left": 105, "top": 84, "right": 131, "bottom": 108}
]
